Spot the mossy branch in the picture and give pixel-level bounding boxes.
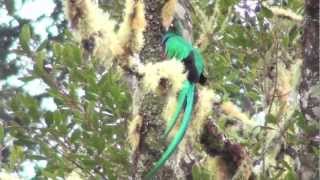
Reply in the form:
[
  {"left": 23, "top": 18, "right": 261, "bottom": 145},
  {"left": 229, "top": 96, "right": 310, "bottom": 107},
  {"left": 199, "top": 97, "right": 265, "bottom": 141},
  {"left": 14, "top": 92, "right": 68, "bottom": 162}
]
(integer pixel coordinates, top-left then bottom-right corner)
[
  {"left": 63, "top": 0, "right": 257, "bottom": 179},
  {"left": 64, "top": 0, "right": 146, "bottom": 71},
  {"left": 262, "top": 2, "right": 303, "bottom": 22}
]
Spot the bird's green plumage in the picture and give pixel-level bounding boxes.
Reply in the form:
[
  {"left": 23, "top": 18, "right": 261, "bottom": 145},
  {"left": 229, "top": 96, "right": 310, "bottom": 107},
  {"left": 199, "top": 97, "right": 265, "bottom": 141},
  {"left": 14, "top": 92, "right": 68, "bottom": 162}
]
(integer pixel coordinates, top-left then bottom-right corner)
[
  {"left": 161, "top": 81, "right": 189, "bottom": 138},
  {"left": 162, "top": 33, "right": 205, "bottom": 137},
  {"left": 144, "top": 32, "right": 205, "bottom": 179},
  {"left": 144, "top": 82, "right": 195, "bottom": 179},
  {"left": 163, "top": 32, "right": 204, "bottom": 76},
  {"left": 164, "top": 32, "right": 192, "bottom": 60}
]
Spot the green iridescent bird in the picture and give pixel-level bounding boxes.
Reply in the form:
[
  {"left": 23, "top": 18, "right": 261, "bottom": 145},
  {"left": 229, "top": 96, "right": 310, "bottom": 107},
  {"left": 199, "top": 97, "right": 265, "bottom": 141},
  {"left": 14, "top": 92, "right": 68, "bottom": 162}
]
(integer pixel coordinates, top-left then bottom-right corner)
[{"left": 144, "top": 32, "right": 206, "bottom": 179}]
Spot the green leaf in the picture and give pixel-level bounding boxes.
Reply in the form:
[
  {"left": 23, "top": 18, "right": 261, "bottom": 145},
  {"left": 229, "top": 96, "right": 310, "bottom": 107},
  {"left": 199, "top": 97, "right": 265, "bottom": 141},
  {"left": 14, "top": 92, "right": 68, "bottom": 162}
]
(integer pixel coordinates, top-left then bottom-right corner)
[
  {"left": 41, "top": 171, "right": 57, "bottom": 179},
  {"left": 52, "top": 42, "right": 63, "bottom": 60},
  {"left": 283, "top": 165, "right": 298, "bottom": 180},
  {"left": 220, "top": 0, "right": 239, "bottom": 9},
  {"left": 18, "top": 95, "right": 39, "bottom": 121},
  {"left": 19, "top": 76, "right": 35, "bottom": 82},
  {"left": 9, "top": 146, "right": 24, "bottom": 168},
  {"left": 14, "top": 135, "right": 36, "bottom": 148},
  {"left": 44, "top": 112, "right": 54, "bottom": 127},
  {"left": 288, "top": 25, "right": 300, "bottom": 44},
  {"left": 260, "top": 6, "right": 274, "bottom": 18},
  {"left": 27, "top": 155, "right": 47, "bottom": 160},
  {"left": 48, "top": 89, "right": 64, "bottom": 101},
  {"left": 72, "top": 44, "right": 82, "bottom": 65},
  {"left": 91, "top": 136, "right": 105, "bottom": 153},
  {"left": 35, "top": 51, "right": 45, "bottom": 75},
  {"left": 61, "top": 43, "right": 82, "bottom": 68},
  {"left": 0, "top": 126, "right": 4, "bottom": 143},
  {"left": 81, "top": 158, "right": 96, "bottom": 168},
  {"left": 70, "top": 129, "right": 81, "bottom": 143},
  {"left": 247, "top": 91, "right": 260, "bottom": 101},
  {"left": 192, "top": 165, "right": 211, "bottom": 180},
  {"left": 37, "top": 39, "right": 49, "bottom": 52},
  {"left": 283, "top": 36, "right": 290, "bottom": 47},
  {"left": 266, "top": 114, "right": 277, "bottom": 124},
  {"left": 20, "top": 24, "right": 32, "bottom": 51}
]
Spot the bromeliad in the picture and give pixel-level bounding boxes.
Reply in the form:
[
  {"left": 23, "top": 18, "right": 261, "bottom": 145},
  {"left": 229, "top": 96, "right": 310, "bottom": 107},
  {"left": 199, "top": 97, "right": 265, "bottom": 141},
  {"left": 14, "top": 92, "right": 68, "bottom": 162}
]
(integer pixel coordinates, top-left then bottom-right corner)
[{"left": 144, "top": 32, "right": 206, "bottom": 179}]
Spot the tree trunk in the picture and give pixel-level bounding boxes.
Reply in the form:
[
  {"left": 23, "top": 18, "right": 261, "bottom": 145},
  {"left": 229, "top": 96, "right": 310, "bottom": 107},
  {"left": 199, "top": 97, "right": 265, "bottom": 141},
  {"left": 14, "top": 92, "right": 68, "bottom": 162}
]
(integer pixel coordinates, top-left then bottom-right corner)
[
  {"left": 135, "top": 1, "right": 196, "bottom": 179},
  {"left": 298, "top": 0, "right": 319, "bottom": 179},
  {"left": 64, "top": 0, "right": 252, "bottom": 179},
  {"left": 134, "top": 1, "right": 251, "bottom": 179}
]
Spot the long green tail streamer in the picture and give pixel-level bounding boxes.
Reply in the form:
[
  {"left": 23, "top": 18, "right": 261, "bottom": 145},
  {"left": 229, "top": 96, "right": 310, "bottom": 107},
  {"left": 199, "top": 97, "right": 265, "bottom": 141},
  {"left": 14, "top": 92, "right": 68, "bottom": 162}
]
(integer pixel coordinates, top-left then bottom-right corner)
[
  {"left": 144, "top": 84, "right": 195, "bottom": 180},
  {"left": 162, "top": 81, "right": 190, "bottom": 139}
]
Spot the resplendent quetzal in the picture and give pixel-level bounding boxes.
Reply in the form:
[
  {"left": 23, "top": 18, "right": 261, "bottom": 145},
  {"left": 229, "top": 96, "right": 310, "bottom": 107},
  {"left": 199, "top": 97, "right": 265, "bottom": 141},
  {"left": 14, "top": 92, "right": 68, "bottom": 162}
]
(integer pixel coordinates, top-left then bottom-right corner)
[{"left": 144, "top": 32, "right": 206, "bottom": 179}]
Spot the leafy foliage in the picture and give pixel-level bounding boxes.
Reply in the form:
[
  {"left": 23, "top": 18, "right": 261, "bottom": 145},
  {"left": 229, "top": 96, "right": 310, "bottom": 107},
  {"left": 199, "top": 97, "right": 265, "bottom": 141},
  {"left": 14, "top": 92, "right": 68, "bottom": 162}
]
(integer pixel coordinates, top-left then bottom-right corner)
[
  {"left": 1, "top": 1, "right": 131, "bottom": 179},
  {"left": 0, "top": 0, "right": 313, "bottom": 179},
  {"left": 6, "top": 36, "right": 131, "bottom": 179}
]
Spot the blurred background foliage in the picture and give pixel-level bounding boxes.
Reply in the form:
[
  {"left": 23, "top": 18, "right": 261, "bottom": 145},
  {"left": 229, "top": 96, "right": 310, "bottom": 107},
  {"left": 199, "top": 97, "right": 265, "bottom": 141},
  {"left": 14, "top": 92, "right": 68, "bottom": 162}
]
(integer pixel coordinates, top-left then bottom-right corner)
[{"left": 0, "top": 0, "right": 313, "bottom": 179}]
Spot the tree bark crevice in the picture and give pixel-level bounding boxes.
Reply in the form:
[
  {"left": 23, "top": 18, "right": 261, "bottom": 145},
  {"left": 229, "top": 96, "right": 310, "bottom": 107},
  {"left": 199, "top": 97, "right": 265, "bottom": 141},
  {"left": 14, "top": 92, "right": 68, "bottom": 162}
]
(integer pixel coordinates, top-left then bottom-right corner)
[{"left": 298, "top": 0, "right": 319, "bottom": 179}]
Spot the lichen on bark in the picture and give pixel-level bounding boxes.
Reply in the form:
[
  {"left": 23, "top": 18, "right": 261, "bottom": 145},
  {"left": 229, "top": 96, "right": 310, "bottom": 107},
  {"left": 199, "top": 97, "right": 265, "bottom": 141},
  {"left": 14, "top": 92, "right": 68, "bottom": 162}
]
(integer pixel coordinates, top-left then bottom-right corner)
[
  {"left": 140, "top": 0, "right": 164, "bottom": 63},
  {"left": 298, "top": 0, "right": 319, "bottom": 179},
  {"left": 63, "top": 0, "right": 253, "bottom": 179}
]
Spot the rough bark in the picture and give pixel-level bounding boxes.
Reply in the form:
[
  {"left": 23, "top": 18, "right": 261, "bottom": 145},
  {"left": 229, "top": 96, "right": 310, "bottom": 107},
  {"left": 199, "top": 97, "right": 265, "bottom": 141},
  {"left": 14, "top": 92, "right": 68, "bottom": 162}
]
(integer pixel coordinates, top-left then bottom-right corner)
[
  {"left": 298, "top": 0, "right": 319, "bottom": 179},
  {"left": 134, "top": 2, "right": 251, "bottom": 179},
  {"left": 135, "top": 1, "right": 196, "bottom": 179},
  {"left": 300, "top": 0, "right": 320, "bottom": 121},
  {"left": 62, "top": 0, "right": 253, "bottom": 179},
  {"left": 201, "top": 120, "right": 251, "bottom": 180},
  {"left": 140, "top": 0, "right": 164, "bottom": 63}
]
